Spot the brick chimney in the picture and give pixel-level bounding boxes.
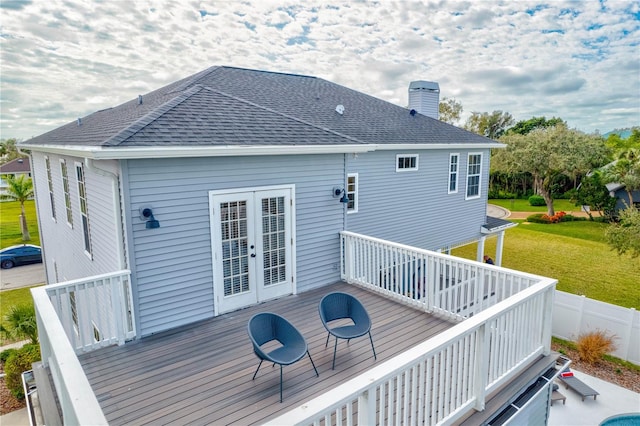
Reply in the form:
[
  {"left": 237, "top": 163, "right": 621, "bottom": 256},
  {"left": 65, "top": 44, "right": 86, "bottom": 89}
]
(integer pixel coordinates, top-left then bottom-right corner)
[{"left": 408, "top": 81, "right": 440, "bottom": 119}]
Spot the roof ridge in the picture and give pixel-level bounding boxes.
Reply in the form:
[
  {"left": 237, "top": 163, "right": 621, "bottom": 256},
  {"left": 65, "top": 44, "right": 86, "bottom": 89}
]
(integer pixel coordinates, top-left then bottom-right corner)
[
  {"left": 102, "top": 85, "right": 205, "bottom": 146},
  {"left": 199, "top": 86, "right": 366, "bottom": 145},
  {"left": 167, "top": 66, "right": 222, "bottom": 94}
]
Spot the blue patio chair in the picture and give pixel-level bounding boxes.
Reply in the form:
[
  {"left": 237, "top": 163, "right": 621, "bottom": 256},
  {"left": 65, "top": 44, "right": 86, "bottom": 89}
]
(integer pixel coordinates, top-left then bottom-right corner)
[
  {"left": 247, "top": 312, "right": 319, "bottom": 402},
  {"left": 318, "top": 292, "right": 377, "bottom": 370}
]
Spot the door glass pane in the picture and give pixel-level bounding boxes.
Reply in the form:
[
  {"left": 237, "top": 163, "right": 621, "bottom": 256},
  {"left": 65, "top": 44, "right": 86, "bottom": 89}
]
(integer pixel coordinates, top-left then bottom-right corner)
[
  {"left": 220, "top": 201, "right": 249, "bottom": 297},
  {"left": 261, "top": 196, "right": 286, "bottom": 287}
]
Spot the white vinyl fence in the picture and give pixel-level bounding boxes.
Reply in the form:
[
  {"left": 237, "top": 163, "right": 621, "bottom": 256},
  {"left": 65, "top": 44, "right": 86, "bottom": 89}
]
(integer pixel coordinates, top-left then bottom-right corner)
[{"left": 553, "top": 290, "right": 640, "bottom": 364}]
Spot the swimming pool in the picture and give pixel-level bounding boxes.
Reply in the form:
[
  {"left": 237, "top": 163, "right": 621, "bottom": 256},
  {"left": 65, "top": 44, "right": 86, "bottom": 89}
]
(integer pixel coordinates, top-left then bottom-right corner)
[{"left": 599, "top": 413, "right": 640, "bottom": 426}]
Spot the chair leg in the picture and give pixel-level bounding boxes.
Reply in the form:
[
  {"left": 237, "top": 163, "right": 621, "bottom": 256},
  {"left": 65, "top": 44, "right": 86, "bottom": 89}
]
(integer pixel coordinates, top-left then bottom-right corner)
[
  {"left": 252, "top": 359, "right": 264, "bottom": 380},
  {"left": 279, "top": 365, "right": 283, "bottom": 403},
  {"left": 332, "top": 336, "right": 338, "bottom": 370},
  {"left": 307, "top": 351, "right": 319, "bottom": 377},
  {"left": 325, "top": 332, "right": 330, "bottom": 348},
  {"left": 369, "top": 332, "right": 377, "bottom": 360}
]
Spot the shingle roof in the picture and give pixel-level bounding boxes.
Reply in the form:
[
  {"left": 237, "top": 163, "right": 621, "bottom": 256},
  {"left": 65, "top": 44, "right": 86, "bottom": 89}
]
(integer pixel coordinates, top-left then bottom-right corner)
[
  {"left": 22, "top": 66, "right": 495, "bottom": 150},
  {"left": 0, "top": 157, "right": 30, "bottom": 173}
]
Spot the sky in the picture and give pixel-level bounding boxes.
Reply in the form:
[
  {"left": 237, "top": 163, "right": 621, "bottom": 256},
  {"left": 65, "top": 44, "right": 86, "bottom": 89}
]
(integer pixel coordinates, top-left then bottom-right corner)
[{"left": 1, "top": 0, "right": 639, "bottom": 141}]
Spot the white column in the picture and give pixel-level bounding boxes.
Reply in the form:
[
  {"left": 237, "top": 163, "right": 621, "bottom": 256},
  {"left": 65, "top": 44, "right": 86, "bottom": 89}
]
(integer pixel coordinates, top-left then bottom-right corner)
[
  {"left": 476, "top": 236, "right": 486, "bottom": 263},
  {"left": 495, "top": 231, "right": 506, "bottom": 266}
]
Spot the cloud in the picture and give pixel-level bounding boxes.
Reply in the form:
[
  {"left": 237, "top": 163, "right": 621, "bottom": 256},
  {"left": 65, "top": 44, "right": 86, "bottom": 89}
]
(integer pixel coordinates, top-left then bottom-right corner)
[{"left": 0, "top": 0, "right": 638, "bottom": 140}]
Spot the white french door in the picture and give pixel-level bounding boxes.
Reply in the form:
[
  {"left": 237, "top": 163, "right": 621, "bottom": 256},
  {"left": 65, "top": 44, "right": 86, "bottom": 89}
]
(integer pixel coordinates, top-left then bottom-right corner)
[{"left": 210, "top": 186, "right": 294, "bottom": 315}]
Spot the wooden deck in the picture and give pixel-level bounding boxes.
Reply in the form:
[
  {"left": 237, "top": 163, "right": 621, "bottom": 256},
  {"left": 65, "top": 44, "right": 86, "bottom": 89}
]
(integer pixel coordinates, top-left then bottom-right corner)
[{"left": 79, "top": 282, "right": 455, "bottom": 425}]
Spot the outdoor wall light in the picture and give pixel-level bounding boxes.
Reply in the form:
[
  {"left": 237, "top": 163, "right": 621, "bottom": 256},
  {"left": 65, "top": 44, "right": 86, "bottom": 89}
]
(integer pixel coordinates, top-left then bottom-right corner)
[
  {"left": 140, "top": 207, "right": 160, "bottom": 229},
  {"left": 332, "top": 187, "right": 350, "bottom": 204}
]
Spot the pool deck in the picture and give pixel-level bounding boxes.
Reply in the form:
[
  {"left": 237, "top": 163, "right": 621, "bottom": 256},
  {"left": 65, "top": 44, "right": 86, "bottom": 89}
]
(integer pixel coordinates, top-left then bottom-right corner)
[{"left": 548, "top": 369, "right": 640, "bottom": 425}]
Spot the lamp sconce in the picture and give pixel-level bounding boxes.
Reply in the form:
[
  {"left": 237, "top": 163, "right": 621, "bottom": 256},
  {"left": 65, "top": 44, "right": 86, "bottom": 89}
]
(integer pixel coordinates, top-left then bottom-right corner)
[
  {"left": 139, "top": 206, "right": 160, "bottom": 229},
  {"left": 332, "top": 186, "right": 350, "bottom": 204}
]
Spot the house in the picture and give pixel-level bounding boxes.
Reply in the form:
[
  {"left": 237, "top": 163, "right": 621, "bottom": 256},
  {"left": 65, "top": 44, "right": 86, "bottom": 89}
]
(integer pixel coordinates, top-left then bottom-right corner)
[
  {"left": 21, "top": 66, "right": 558, "bottom": 425},
  {"left": 606, "top": 182, "right": 640, "bottom": 212},
  {"left": 0, "top": 156, "right": 31, "bottom": 196}
]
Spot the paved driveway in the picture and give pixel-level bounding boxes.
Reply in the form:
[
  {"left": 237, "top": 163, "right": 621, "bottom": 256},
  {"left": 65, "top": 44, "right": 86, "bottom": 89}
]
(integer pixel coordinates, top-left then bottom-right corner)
[{"left": 0, "top": 263, "right": 46, "bottom": 291}]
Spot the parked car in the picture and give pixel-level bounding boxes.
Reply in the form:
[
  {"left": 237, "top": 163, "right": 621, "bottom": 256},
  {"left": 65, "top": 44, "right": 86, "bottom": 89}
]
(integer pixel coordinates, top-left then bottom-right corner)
[{"left": 0, "top": 244, "right": 42, "bottom": 269}]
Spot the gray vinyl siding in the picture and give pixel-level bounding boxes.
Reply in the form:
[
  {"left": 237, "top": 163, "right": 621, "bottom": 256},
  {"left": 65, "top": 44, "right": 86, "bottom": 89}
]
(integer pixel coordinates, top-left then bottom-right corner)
[
  {"left": 123, "top": 154, "right": 345, "bottom": 336},
  {"left": 346, "top": 149, "right": 490, "bottom": 250},
  {"left": 30, "top": 152, "right": 122, "bottom": 283}
]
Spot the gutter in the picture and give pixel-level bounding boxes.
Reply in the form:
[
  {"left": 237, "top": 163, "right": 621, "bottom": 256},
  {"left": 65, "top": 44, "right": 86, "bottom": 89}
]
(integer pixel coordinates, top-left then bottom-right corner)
[
  {"left": 19, "top": 142, "right": 505, "bottom": 160},
  {"left": 84, "top": 159, "right": 127, "bottom": 270}
]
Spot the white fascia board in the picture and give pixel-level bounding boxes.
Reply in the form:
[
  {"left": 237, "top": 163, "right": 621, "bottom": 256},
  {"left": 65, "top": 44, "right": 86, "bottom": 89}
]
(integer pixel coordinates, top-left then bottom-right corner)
[
  {"left": 374, "top": 142, "right": 506, "bottom": 150},
  {"left": 20, "top": 144, "right": 375, "bottom": 159},
  {"left": 21, "top": 141, "right": 504, "bottom": 159}
]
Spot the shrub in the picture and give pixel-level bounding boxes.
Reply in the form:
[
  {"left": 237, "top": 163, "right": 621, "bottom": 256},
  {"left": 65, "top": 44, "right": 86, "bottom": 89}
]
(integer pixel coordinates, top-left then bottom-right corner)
[
  {"left": 0, "top": 348, "right": 18, "bottom": 363},
  {"left": 528, "top": 195, "right": 546, "bottom": 206},
  {"left": 4, "top": 343, "right": 41, "bottom": 399},
  {"left": 576, "top": 330, "right": 616, "bottom": 365},
  {"left": 3, "top": 304, "right": 38, "bottom": 344},
  {"left": 526, "top": 213, "right": 551, "bottom": 223}
]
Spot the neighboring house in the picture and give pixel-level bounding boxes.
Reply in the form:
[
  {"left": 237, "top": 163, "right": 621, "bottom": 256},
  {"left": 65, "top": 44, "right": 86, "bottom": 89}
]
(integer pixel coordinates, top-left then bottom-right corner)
[
  {"left": 0, "top": 156, "right": 31, "bottom": 196},
  {"left": 606, "top": 182, "right": 640, "bottom": 211},
  {"left": 21, "top": 66, "right": 558, "bottom": 425}
]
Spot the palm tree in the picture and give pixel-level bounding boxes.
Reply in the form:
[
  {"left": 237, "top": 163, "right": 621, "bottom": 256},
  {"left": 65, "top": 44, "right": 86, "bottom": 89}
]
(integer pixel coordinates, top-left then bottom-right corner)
[
  {"left": 604, "top": 148, "right": 640, "bottom": 207},
  {"left": 2, "top": 174, "right": 34, "bottom": 241}
]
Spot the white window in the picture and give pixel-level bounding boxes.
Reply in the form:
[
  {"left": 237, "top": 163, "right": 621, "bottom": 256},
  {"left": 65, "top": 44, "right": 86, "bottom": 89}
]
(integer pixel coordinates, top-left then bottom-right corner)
[
  {"left": 45, "top": 156, "right": 56, "bottom": 220},
  {"left": 347, "top": 173, "right": 358, "bottom": 213},
  {"left": 60, "top": 159, "right": 73, "bottom": 226},
  {"left": 396, "top": 154, "right": 419, "bottom": 172},
  {"left": 76, "top": 163, "right": 93, "bottom": 257},
  {"left": 448, "top": 153, "right": 459, "bottom": 194},
  {"left": 466, "top": 153, "right": 482, "bottom": 199}
]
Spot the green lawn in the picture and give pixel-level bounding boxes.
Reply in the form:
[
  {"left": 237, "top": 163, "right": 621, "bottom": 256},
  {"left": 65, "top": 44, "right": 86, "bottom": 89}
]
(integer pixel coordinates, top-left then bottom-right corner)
[
  {"left": 0, "top": 200, "right": 40, "bottom": 248},
  {"left": 453, "top": 221, "right": 640, "bottom": 309},
  {"left": 489, "top": 198, "right": 578, "bottom": 213}
]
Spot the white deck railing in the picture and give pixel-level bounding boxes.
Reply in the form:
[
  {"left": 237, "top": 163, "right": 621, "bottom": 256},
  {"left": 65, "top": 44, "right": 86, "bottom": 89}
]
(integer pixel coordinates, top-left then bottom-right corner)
[
  {"left": 31, "top": 270, "right": 134, "bottom": 425},
  {"left": 265, "top": 232, "right": 556, "bottom": 425},
  {"left": 340, "top": 231, "right": 543, "bottom": 320}
]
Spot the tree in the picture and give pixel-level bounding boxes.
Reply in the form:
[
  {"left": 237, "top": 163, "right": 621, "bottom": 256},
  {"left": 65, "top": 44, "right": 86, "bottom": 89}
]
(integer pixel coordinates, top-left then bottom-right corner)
[
  {"left": 1, "top": 174, "right": 34, "bottom": 241},
  {"left": 0, "top": 138, "right": 22, "bottom": 164},
  {"left": 605, "top": 127, "right": 640, "bottom": 151},
  {"left": 507, "top": 116, "right": 566, "bottom": 135},
  {"left": 494, "top": 124, "right": 609, "bottom": 216},
  {"left": 605, "top": 207, "right": 640, "bottom": 258},
  {"left": 438, "top": 97, "right": 463, "bottom": 125},
  {"left": 604, "top": 148, "right": 640, "bottom": 206},
  {"left": 571, "top": 171, "right": 617, "bottom": 220},
  {"left": 464, "top": 110, "right": 514, "bottom": 139}
]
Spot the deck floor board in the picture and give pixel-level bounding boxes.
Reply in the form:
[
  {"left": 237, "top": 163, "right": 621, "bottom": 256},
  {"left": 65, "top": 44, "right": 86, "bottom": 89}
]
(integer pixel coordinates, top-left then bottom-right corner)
[{"left": 79, "top": 282, "right": 455, "bottom": 425}]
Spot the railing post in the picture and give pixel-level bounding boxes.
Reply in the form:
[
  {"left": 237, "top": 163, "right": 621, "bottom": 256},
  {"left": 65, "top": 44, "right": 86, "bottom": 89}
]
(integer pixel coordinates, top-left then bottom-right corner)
[
  {"left": 473, "top": 323, "right": 489, "bottom": 410},
  {"left": 110, "top": 276, "right": 126, "bottom": 345},
  {"left": 541, "top": 287, "right": 555, "bottom": 355},
  {"left": 358, "top": 387, "right": 376, "bottom": 425},
  {"left": 344, "top": 234, "right": 353, "bottom": 282},
  {"left": 34, "top": 301, "right": 51, "bottom": 367}
]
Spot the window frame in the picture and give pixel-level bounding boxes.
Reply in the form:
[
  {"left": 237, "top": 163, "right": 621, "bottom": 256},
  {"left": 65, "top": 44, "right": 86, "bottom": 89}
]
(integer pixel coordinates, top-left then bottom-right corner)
[
  {"left": 60, "top": 159, "right": 73, "bottom": 227},
  {"left": 395, "top": 154, "right": 419, "bottom": 172},
  {"left": 44, "top": 156, "right": 57, "bottom": 221},
  {"left": 465, "top": 152, "right": 483, "bottom": 200},
  {"left": 448, "top": 153, "right": 459, "bottom": 194},
  {"left": 346, "top": 173, "right": 358, "bottom": 214},
  {"left": 75, "top": 162, "right": 93, "bottom": 258}
]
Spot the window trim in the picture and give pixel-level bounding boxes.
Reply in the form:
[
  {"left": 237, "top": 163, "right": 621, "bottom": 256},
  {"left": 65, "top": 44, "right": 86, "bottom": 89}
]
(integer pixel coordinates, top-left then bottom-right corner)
[
  {"left": 395, "top": 154, "right": 419, "bottom": 172},
  {"left": 75, "top": 162, "right": 93, "bottom": 258},
  {"left": 448, "top": 153, "right": 459, "bottom": 194},
  {"left": 465, "top": 152, "right": 483, "bottom": 200},
  {"left": 44, "top": 156, "right": 57, "bottom": 221},
  {"left": 346, "top": 173, "right": 358, "bottom": 214},
  {"left": 60, "top": 159, "right": 73, "bottom": 228}
]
